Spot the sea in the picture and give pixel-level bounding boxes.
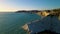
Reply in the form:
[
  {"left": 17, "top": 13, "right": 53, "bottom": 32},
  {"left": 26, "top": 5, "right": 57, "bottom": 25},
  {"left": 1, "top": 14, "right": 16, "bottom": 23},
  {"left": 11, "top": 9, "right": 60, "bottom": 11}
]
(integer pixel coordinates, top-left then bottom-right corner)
[{"left": 0, "top": 12, "right": 41, "bottom": 34}]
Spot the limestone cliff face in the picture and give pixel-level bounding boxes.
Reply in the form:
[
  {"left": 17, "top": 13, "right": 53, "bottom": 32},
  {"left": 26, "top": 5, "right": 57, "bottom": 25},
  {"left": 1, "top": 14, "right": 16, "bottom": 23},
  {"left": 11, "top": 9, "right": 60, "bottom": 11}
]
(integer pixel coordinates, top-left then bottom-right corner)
[
  {"left": 36, "top": 11, "right": 50, "bottom": 17},
  {"left": 36, "top": 8, "right": 60, "bottom": 17}
]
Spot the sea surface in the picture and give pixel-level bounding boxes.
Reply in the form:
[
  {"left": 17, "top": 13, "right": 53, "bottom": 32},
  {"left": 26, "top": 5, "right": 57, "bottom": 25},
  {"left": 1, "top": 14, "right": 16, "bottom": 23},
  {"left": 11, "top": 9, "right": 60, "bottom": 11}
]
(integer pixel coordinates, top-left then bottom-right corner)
[{"left": 0, "top": 12, "right": 41, "bottom": 34}]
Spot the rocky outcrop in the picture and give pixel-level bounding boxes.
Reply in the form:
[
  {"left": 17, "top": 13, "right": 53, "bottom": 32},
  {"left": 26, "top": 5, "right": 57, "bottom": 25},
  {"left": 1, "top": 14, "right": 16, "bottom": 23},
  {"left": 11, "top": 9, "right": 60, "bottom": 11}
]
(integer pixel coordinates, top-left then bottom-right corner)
[{"left": 22, "top": 24, "right": 29, "bottom": 31}]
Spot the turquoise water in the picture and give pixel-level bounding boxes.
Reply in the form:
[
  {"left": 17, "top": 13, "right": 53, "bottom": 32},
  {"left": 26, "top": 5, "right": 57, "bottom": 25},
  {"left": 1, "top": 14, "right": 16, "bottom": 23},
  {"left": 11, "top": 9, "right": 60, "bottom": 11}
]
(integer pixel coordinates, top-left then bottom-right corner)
[{"left": 0, "top": 12, "right": 41, "bottom": 34}]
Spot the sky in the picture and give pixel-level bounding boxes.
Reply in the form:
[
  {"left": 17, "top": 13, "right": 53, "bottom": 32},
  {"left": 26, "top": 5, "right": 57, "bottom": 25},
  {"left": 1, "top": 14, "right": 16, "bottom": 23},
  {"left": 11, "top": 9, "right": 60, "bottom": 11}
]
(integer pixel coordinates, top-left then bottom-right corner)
[{"left": 0, "top": 0, "right": 60, "bottom": 12}]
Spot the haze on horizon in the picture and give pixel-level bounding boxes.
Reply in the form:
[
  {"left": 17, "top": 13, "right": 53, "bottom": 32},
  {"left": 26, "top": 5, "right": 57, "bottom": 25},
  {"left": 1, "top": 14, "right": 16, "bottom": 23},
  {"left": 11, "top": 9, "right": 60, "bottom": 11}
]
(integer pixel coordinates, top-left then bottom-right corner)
[{"left": 0, "top": 0, "right": 60, "bottom": 12}]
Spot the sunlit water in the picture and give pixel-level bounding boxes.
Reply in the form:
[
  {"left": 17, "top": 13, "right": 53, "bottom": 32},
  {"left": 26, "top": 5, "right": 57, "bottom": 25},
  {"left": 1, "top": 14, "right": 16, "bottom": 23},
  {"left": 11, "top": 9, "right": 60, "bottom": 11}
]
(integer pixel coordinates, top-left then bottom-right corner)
[{"left": 0, "top": 12, "right": 41, "bottom": 34}]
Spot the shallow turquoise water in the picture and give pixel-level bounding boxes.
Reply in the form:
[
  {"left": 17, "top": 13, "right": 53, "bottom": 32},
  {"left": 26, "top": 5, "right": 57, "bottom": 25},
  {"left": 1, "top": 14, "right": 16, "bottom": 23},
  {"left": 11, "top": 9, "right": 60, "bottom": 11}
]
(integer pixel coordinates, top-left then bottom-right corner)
[{"left": 0, "top": 12, "right": 41, "bottom": 34}]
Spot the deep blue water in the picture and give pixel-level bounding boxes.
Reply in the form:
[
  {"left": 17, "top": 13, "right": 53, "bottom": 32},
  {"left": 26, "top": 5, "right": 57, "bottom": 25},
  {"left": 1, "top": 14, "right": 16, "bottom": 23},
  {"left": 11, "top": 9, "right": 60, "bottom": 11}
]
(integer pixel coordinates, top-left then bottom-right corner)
[{"left": 0, "top": 12, "right": 41, "bottom": 34}]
